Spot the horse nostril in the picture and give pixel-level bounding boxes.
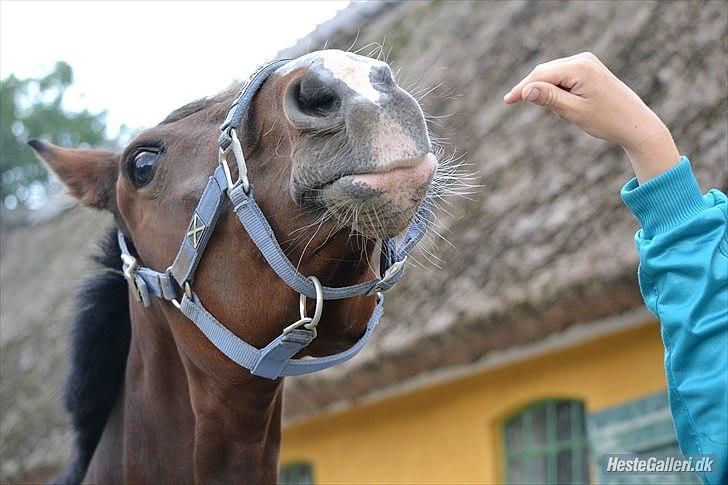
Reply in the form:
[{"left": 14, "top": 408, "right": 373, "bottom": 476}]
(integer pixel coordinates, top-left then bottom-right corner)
[{"left": 292, "top": 73, "right": 342, "bottom": 118}]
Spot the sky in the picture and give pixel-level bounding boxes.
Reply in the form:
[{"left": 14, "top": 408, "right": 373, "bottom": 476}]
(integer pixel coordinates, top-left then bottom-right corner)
[{"left": 0, "top": 0, "right": 350, "bottom": 138}]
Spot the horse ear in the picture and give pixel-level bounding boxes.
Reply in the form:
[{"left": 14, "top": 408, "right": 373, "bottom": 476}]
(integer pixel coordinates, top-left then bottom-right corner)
[{"left": 28, "top": 139, "right": 119, "bottom": 210}]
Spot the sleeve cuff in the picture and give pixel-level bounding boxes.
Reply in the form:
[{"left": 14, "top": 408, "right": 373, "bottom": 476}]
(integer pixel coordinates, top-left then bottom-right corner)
[{"left": 621, "top": 156, "right": 710, "bottom": 238}]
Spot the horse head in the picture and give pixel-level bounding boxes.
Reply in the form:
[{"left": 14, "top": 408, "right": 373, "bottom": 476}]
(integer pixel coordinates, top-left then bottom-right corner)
[{"left": 32, "top": 49, "right": 435, "bottom": 378}]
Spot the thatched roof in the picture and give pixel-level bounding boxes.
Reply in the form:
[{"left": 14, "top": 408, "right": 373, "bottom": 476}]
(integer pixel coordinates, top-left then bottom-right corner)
[{"left": 278, "top": 0, "right": 728, "bottom": 422}]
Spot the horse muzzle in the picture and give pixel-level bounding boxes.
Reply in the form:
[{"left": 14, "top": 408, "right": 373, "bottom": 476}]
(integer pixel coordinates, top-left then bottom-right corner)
[{"left": 282, "top": 51, "right": 435, "bottom": 238}]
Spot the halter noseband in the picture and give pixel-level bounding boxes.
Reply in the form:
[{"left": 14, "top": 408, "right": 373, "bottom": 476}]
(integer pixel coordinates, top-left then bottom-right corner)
[{"left": 118, "top": 60, "right": 430, "bottom": 380}]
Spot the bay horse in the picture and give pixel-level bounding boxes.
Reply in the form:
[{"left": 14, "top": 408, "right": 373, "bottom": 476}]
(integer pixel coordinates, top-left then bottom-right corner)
[{"left": 31, "top": 50, "right": 437, "bottom": 484}]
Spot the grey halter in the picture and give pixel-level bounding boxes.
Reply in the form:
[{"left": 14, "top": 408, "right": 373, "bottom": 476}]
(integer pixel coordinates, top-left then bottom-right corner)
[{"left": 118, "top": 60, "right": 430, "bottom": 380}]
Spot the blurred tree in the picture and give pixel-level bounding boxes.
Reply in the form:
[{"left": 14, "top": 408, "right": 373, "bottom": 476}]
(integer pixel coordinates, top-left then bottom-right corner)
[{"left": 0, "top": 62, "right": 116, "bottom": 209}]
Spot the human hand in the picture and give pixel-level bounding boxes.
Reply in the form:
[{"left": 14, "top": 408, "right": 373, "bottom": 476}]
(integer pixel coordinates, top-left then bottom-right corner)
[{"left": 504, "top": 52, "right": 680, "bottom": 183}]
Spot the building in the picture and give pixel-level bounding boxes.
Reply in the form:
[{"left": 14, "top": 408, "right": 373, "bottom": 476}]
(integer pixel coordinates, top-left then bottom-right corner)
[{"left": 280, "top": 314, "right": 695, "bottom": 484}]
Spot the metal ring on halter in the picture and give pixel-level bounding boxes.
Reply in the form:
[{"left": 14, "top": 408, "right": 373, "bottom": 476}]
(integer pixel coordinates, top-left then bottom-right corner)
[
  {"left": 167, "top": 266, "right": 193, "bottom": 310},
  {"left": 282, "top": 276, "right": 324, "bottom": 337},
  {"left": 171, "top": 282, "right": 192, "bottom": 310},
  {"left": 219, "top": 128, "right": 250, "bottom": 193}
]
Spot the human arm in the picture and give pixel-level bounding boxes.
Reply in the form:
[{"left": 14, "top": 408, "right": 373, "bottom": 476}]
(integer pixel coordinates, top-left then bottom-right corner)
[{"left": 505, "top": 52, "right": 728, "bottom": 483}]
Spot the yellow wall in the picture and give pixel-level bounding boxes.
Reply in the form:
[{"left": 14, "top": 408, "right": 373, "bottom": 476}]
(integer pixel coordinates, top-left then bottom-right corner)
[{"left": 280, "top": 321, "right": 667, "bottom": 484}]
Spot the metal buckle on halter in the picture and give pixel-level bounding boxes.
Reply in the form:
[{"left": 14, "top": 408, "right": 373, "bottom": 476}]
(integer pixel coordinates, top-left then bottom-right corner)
[
  {"left": 219, "top": 128, "right": 250, "bottom": 193},
  {"left": 366, "top": 256, "right": 408, "bottom": 296},
  {"left": 121, "top": 253, "right": 149, "bottom": 305},
  {"left": 283, "top": 276, "right": 324, "bottom": 338}
]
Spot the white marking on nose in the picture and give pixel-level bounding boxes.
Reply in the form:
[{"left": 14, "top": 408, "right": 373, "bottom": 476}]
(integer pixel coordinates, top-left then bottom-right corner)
[
  {"left": 277, "top": 50, "right": 384, "bottom": 105},
  {"left": 320, "top": 52, "right": 381, "bottom": 105}
]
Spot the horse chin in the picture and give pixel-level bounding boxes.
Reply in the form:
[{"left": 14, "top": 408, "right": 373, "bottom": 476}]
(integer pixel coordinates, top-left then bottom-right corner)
[{"left": 318, "top": 153, "right": 436, "bottom": 239}]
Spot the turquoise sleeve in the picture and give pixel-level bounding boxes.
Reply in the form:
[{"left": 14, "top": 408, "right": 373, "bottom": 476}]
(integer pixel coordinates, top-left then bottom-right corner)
[{"left": 621, "top": 156, "right": 728, "bottom": 484}]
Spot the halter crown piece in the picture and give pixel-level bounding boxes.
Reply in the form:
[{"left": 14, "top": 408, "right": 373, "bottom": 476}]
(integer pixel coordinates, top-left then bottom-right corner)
[{"left": 118, "top": 60, "right": 430, "bottom": 379}]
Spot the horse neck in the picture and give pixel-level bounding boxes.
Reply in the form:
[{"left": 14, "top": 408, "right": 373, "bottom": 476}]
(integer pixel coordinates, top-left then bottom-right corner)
[
  {"left": 121, "top": 301, "right": 284, "bottom": 483},
  {"left": 112, "top": 225, "right": 376, "bottom": 482}
]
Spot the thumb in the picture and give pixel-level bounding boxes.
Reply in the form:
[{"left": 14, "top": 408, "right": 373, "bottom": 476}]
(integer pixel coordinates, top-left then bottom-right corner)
[{"left": 521, "top": 81, "right": 580, "bottom": 116}]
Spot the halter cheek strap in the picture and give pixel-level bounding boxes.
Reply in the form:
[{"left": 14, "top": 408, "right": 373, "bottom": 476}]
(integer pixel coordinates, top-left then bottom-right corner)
[{"left": 117, "top": 59, "right": 431, "bottom": 380}]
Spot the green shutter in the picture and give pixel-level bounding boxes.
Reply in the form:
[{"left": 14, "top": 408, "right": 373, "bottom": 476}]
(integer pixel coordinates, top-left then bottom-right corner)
[{"left": 586, "top": 391, "right": 700, "bottom": 484}]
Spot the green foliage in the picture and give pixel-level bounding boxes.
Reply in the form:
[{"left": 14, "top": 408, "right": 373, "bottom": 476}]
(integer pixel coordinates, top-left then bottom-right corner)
[{"left": 0, "top": 62, "right": 116, "bottom": 209}]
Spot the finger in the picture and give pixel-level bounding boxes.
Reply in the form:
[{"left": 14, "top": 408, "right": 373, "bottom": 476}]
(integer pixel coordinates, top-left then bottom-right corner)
[
  {"left": 505, "top": 62, "right": 580, "bottom": 103},
  {"left": 520, "top": 80, "right": 581, "bottom": 117},
  {"left": 504, "top": 59, "right": 584, "bottom": 104},
  {"left": 503, "top": 53, "right": 597, "bottom": 103},
  {"left": 503, "top": 58, "right": 574, "bottom": 103}
]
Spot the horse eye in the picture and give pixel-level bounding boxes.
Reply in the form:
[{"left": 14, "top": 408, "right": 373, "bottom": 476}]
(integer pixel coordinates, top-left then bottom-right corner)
[{"left": 129, "top": 150, "right": 159, "bottom": 188}]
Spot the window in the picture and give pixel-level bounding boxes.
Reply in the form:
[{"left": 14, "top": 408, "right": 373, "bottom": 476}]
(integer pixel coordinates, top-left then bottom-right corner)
[
  {"left": 279, "top": 461, "right": 314, "bottom": 485},
  {"left": 503, "top": 399, "right": 589, "bottom": 484}
]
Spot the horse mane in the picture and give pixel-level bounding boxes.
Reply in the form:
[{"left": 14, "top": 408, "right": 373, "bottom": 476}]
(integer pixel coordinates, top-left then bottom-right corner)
[
  {"left": 54, "top": 227, "right": 131, "bottom": 485},
  {"left": 159, "top": 85, "right": 238, "bottom": 125},
  {"left": 160, "top": 97, "right": 213, "bottom": 125}
]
